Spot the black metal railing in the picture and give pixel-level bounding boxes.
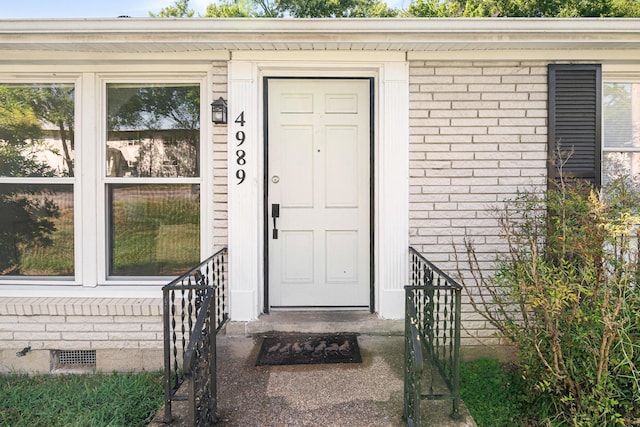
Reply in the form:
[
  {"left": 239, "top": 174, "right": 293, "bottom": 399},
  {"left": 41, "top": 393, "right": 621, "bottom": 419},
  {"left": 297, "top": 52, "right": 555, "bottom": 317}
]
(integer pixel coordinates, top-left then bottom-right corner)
[
  {"left": 162, "top": 247, "right": 228, "bottom": 426},
  {"left": 404, "top": 247, "right": 462, "bottom": 427}
]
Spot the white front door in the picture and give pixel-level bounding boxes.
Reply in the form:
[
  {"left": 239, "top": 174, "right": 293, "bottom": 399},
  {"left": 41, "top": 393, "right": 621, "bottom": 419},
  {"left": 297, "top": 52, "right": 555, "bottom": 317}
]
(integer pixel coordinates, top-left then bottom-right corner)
[{"left": 267, "top": 79, "right": 371, "bottom": 307}]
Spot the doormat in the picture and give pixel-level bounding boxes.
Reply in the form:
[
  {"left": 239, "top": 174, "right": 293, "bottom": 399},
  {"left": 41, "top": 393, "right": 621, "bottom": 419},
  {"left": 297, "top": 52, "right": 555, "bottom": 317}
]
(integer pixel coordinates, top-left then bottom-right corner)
[{"left": 255, "top": 334, "right": 361, "bottom": 366}]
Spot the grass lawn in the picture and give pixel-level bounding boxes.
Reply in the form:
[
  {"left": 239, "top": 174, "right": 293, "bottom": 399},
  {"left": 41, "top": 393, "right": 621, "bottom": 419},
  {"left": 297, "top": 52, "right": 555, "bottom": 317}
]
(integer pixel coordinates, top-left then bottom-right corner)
[
  {"left": 460, "top": 358, "right": 528, "bottom": 427},
  {"left": 0, "top": 371, "right": 163, "bottom": 427}
]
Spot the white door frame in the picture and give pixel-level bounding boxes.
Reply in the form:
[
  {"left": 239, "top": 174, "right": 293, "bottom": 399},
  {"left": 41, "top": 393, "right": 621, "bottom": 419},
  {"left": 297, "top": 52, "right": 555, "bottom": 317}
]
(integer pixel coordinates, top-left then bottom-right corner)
[{"left": 227, "top": 51, "right": 408, "bottom": 320}]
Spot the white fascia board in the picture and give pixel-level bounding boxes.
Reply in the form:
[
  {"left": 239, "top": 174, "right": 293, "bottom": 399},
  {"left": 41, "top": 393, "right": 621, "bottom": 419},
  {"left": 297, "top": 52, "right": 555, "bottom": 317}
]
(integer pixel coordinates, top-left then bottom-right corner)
[
  {"left": 408, "top": 49, "right": 640, "bottom": 62},
  {"left": 1, "top": 17, "right": 639, "bottom": 35},
  {"left": 0, "top": 50, "right": 230, "bottom": 64},
  {"left": 1, "top": 18, "right": 640, "bottom": 52}
]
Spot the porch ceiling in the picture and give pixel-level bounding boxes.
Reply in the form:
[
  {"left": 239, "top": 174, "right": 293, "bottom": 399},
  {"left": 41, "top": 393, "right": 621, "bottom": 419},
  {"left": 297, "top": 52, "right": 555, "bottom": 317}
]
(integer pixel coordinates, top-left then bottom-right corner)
[{"left": 1, "top": 18, "right": 639, "bottom": 54}]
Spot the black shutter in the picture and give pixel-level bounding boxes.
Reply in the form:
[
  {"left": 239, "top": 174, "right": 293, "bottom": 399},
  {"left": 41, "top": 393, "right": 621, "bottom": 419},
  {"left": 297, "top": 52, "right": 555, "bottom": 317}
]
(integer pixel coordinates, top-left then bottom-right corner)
[{"left": 548, "top": 64, "right": 602, "bottom": 186}]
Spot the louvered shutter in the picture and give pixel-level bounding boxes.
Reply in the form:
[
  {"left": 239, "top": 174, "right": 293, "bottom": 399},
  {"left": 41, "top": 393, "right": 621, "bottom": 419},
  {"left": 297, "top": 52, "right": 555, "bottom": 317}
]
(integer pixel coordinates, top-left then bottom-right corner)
[{"left": 548, "top": 64, "right": 602, "bottom": 186}]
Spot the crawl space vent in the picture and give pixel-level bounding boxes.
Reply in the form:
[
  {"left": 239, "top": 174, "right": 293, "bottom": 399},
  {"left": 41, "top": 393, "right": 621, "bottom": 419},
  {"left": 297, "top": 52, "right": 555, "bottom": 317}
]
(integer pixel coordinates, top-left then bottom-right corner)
[{"left": 54, "top": 350, "right": 96, "bottom": 369}]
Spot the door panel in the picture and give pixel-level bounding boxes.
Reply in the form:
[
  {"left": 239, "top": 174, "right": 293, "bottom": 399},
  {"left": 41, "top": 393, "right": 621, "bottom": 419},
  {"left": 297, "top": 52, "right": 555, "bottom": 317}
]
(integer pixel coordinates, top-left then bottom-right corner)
[{"left": 268, "top": 79, "right": 370, "bottom": 307}]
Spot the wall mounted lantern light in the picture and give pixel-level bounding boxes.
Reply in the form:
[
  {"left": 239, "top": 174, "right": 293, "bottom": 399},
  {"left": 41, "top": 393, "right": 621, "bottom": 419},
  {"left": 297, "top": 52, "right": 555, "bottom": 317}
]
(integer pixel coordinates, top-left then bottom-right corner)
[{"left": 211, "top": 97, "right": 228, "bottom": 124}]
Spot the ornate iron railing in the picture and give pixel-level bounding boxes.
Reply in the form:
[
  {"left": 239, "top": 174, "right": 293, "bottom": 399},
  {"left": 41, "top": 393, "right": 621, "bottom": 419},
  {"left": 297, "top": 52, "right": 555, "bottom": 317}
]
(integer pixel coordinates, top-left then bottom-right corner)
[
  {"left": 404, "top": 247, "right": 462, "bottom": 427},
  {"left": 162, "top": 247, "right": 228, "bottom": 426}
]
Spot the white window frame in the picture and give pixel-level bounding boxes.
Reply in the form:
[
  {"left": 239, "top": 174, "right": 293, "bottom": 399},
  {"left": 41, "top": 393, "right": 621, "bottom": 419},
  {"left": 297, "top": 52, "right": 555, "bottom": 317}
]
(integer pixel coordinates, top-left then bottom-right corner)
[
  {"left": 0, "top": 70, "right": 214, "bottom": 296},
  {"left": 0, "top": 75, "right": 81, "bottom": 285},
  {"left": 602, "top": 68, "right": 640, "bottom": 184},
  {"left": 97, "top": 74, "right": 210, "bottom": 286}
]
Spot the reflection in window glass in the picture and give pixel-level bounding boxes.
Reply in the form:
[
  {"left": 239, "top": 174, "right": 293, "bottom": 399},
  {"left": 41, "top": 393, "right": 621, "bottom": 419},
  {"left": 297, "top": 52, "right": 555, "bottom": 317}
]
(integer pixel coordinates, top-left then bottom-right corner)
[
  {"left": 0, "top": 184, "right": 74, "bottom": 276},
  {"left": 0, "top": 83, "right": 75, "bottom": 177},
  {"left": 106, "top": 84, "right": 200, "bottom": 178},
  {"left": 0, "top": 83, "right": 75, "bottom": 278},
  {"left": 108, "top": 184, "right": 200, "bottom": 276},
  {"left": 603, "top": 82, "right": 640, "bottom": 183}
]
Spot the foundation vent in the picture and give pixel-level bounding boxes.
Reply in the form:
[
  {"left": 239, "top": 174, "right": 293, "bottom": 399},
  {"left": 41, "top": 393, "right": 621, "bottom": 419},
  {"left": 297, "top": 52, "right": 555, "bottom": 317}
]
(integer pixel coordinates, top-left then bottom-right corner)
[{"left": 53, "top": 350, "right": 96, "bottom": 370}]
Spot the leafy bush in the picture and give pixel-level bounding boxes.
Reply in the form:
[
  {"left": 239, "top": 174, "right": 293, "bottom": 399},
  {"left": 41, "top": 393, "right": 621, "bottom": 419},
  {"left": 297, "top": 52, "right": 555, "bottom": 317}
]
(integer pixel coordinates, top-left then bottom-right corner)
[{"left": 458, "top": 177, "right": 640, "bottom": 425}]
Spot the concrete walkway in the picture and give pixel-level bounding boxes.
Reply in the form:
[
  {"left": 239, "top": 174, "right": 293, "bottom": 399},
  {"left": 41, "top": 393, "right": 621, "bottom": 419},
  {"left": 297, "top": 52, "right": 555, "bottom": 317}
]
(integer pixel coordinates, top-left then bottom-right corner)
[{"left": 150, "top": 312, "right": 477, "bottom": 427}]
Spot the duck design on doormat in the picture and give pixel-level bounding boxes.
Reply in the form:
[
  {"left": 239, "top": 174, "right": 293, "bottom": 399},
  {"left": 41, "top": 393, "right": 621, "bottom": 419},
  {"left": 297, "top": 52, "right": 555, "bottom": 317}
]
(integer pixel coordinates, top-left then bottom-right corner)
[{"left": 255, "top": 334, "right": 362, "bottom": 366}]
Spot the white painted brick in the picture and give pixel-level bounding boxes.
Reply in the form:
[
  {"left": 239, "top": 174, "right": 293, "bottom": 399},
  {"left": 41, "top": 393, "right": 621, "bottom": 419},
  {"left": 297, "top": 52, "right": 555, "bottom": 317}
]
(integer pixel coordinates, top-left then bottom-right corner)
[
  {"left": 433, "top": 92, "right": 481, "bottom": 101},
  {"left": 451, "top": 118, "right": 498, "bottom": 127},
  {"left": 435, "top": 67, "right": 482, "bottom": 75},
  {"left": 424, "top": 135, "right": 472, "bottom": 144},
  {"left": 473, "top": 134, "right": 520, "bottom": 143},
  {"left": 14, "top": 332, "right": 60, "bottom": 341},
  {"left": 441, "top": 126, "right": 489, "bottom": 135},
  {"left": 501, "top": 100, "right": 546, "bottom": 109},
  {"left": 499, "top": 117, "right": 546, "bottom": 127},
  {"left": 454, "top": 75, "right": 501, "bottom": 84},
  {"left": 108, "top": 332, "right": 157, "bottom": 341},
  {"left": 502, "top": 75, "right": 546, "bottom": 84},
  {"left": 66, "top": 315, "right": 113, "bottom": 324},
  {"left": 412, "top": 100, "right": 452, "bottom": 110},
  {"left": 451, "top": 144, "right": 498, "bottom": 152},
  {"left": 91, "top": 340, "right": 140, "bottom": 350},
  {"left": 45, "top": 322, "right": 93, "bottom": 332},
  {"left": 420, "top": 84, "right": 468, "bottom": 92},
  {"left": 18, "top": 315, "right": 59, "bottom": 324},
  {"left": 2, "top": 323, "right": 45, "bottom": 332},
  {"left": 62, "top": 332, "right": 109, "bottom": 341},
  {"left": 451, "top": 177, "right": 498, "bottom": 186},
  {"left": 516, "top": 83, "right": 547, "bottom": 92},
  {"left": 411, "top": 75, "right": 454, "bottom": 84},
  {"left": 426, "top": 151, "right": 474, "bottom": 160},
  {"left": 479, "top": 109, "right": 526, "bottom": 118},
  {"left": 94, "top": 323, "right": 141, "bottom": 332},
  {"left": 451, "top": 160, "right": 499, "bottom": 169},
  {"left": 482, "top": 92, "right": 529, "bottom": 101},
  {"left": 0, "top": 315, "right": 17, "bottom": 324},
  {"left": 489, "top": 126, "right": 536, "bottom": 135},
  {"left": 452, "top": 101, "right": 499, "bottom": 110},
  {"left": 469, "top": 84, "right": 516, "bottom": 92},
  {"left": 482, "top": 66, "right": 530, "bottom": 75}
]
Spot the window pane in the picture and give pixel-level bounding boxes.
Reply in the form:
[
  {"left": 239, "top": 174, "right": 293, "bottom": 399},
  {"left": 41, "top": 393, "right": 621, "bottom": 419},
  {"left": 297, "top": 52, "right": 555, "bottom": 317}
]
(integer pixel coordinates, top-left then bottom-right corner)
[
  {"left": 603, "top": 151, "right": 640, "bottom": 184},
  {"left": 0, "top": 84, "right": 75, "bottom": 177},
  {"left": 604, "top": 82, "right": 640, "bottom": 149},
  {"left": 0, "top": 184, "right": 74, "bottom": 276},
  {"left": 108, "top": 184, "right": 200, "bottom": 276},
  {"left": 106, "top": 84, "right": 200, "bottom": 178}
]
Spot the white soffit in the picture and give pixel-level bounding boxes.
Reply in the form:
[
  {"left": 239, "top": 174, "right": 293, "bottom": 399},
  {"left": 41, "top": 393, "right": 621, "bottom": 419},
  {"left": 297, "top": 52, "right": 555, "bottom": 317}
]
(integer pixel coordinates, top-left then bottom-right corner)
[{"left": 0, "top": 18, "right": 639, "bottom": 54}]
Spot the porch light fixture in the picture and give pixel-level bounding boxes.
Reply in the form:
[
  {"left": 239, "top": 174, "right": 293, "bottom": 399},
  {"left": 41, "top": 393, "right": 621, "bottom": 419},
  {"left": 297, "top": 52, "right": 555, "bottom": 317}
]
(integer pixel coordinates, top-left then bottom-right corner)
[{"left": 211, "top": 97, "right": 228, "bottom": 124}]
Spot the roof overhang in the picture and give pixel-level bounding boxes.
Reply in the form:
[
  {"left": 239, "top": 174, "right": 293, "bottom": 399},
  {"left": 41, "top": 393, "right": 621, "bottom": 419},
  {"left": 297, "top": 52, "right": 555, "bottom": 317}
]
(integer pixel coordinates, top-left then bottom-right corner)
[{"left": 1, "top": 18, "right": 639, "bottom": 54}]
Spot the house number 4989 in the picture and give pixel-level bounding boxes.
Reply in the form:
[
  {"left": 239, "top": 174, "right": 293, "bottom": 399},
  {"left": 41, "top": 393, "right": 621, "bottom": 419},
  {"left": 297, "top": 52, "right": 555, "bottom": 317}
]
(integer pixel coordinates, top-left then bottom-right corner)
[{"left": 234, "top": 111, "right": 246, "bottom": 185}]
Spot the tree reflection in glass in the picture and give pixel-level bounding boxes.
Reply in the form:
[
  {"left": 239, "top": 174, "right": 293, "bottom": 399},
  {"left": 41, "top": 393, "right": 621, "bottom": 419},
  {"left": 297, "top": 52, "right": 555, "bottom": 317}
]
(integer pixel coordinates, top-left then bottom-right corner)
[
  {"left": 106, "top": 84, "right": 200, "bottom": 178},
  {"left": 0, "top": 84, "right": 75, "bottom": 276}
]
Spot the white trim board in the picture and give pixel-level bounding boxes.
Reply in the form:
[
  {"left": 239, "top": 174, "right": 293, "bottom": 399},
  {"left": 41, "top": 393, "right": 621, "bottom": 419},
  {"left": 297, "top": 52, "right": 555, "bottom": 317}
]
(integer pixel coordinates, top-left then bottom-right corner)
[{"left": 227, "top": 53, "right": 409, "bottom": 321}]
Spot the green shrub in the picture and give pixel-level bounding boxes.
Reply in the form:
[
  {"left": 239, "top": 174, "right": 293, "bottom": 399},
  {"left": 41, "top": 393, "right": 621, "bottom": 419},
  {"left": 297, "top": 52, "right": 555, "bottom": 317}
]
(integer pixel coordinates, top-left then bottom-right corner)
[{"left": 458, "top": 177, "right": 640, "bottom": 425}]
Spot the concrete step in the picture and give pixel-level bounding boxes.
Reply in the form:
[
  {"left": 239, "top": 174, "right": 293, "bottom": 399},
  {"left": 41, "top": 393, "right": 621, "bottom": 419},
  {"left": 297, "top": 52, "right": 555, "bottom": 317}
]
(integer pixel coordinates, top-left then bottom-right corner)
[{"left": 223, "top": 310, "right": 404, "bottom": 336}]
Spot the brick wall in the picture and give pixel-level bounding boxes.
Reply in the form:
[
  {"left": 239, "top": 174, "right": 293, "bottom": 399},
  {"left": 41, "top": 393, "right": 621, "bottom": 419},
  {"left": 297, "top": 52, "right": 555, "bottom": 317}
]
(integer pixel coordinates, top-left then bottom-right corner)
[
  {"left": 408, "top": 61, "right": 549, "bottom": 346},
  {"left": 0, "top": 298, "right": 163, "bottom": 373}
]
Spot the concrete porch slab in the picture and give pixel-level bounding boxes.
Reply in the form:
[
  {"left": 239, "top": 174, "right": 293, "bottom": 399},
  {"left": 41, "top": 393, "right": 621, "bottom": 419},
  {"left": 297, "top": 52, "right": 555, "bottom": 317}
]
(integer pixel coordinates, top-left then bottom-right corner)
[{"left": 223, "top": 310, "right": 405, "bottom": 337}]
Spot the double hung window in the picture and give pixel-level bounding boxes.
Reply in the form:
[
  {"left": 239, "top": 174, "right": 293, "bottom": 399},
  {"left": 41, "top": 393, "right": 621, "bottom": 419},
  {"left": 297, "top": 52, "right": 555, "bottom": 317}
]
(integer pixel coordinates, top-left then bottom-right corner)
[
  {"left": 0, "top": 83, "right": 75, "bottom": 278},
  {"left": 105, "top": 83, "right": 201, "bottom": 277},
  {"left": 603, "top": 81, "right": 640, "bottom": 184},
  {"left": 0, "top": 77, "right": 205, "bottom": 284}
]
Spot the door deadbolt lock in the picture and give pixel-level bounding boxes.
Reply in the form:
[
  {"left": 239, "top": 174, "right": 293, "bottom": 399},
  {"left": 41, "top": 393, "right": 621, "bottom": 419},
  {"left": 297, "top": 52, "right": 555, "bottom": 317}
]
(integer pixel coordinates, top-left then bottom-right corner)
[{"left": 271, "top": 176, "right": 280, "bottom": 183}]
